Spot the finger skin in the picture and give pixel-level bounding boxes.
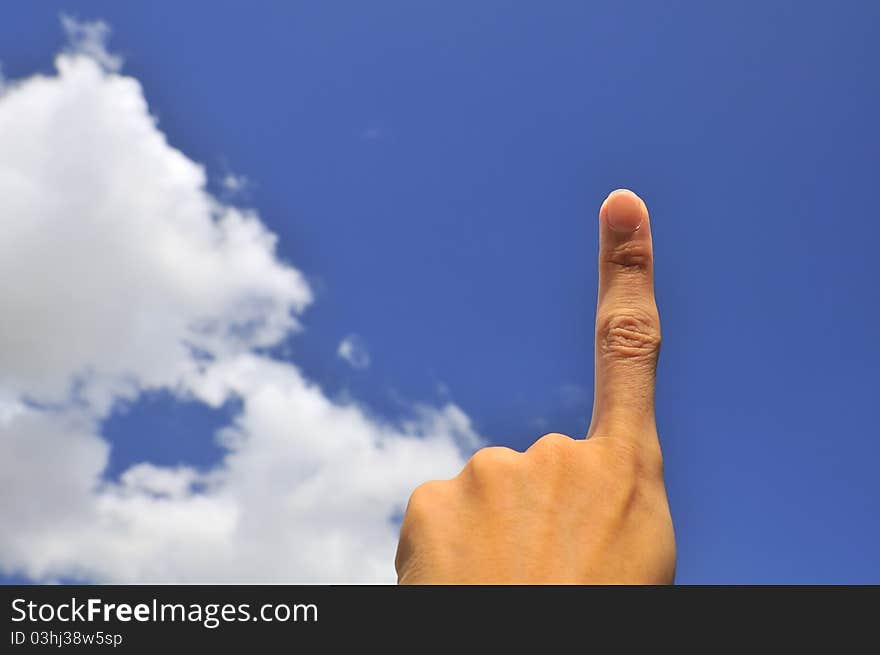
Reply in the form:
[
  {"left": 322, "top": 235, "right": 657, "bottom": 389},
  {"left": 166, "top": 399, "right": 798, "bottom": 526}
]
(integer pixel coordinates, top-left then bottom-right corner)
[
  {"left": 587, "top": 189, "right": 661, "bottom": 442},
  {"left": 396, "top": 434, "right": 675, "bottom": 584}
]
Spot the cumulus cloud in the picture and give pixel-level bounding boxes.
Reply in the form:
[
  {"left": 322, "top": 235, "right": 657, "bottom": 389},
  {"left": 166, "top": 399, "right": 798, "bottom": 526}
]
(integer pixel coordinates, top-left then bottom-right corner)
[
  {"left": 337, "top": 335, "right": 371, "bottom": 370},
  {"left": 0, "top": 18, "right": 478, "bottom": 583},
  {"left": 0, "top": 39, "right": 310, "bottom": 413}
]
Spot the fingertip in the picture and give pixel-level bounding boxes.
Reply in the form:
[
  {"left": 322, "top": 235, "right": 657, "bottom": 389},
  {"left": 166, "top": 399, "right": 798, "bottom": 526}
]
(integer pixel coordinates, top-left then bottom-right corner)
[{"left": 601, "top": 189, "right": 646, "bottom": 234}]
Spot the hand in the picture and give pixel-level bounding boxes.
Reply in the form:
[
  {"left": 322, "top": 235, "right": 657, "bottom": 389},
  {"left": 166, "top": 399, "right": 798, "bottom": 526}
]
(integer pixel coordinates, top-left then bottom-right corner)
[{"left": 395, "top": 189, "right": 675, "bottom": 584}]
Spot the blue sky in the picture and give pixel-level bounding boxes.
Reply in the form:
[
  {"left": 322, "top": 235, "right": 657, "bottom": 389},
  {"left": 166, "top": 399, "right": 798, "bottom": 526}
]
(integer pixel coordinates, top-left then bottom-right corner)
[{"left": 1, "top": 1, "right": 878, "bottom": 583}]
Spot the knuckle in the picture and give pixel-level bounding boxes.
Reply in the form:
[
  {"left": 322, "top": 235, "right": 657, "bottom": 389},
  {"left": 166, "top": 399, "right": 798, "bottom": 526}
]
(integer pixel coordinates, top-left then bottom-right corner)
[
  {"left": 604, "top": 239, "right": 652, "bottom": 271},
  {"left": 464, "top": 446, "right": 520, "bottom": 478},
  {"left": 405, "top": 480, "right": 447, "bottom": 519},
  {"left": 527, "top": 432, "right": 574, "bottom": 458},
  {"left": 596, "top": 308, "right": 661, "bottom": 360}
]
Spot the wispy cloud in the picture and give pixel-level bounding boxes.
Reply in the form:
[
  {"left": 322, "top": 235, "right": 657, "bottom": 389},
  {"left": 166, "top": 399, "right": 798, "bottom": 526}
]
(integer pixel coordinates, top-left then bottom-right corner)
[
  {"left": 337, "top": 334, "right": 371, "bottom": 370},
  {"left": 61, "top": 15, "right": 122, "bottom": 72},
  {"left": 221, "top": 173, "right": 249, "bottom": 194}
]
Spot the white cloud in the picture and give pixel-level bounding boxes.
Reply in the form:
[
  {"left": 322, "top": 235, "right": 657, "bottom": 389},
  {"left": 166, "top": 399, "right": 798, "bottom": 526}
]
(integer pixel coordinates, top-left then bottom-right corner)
[
  {"left": 61, "top": 15, "right": 122, "bottom": 73},
  {"left": 337, "top": 334, "right": 371, "bottom": 370},
  {"left": 0, "top": 18, "right": 477, "bottom": 583},
  {"left": 221, "top": 173, "right": 249, "bottom": 194},
  {"left": 0, "top": 36, "right": 310, "bottom": 413}
]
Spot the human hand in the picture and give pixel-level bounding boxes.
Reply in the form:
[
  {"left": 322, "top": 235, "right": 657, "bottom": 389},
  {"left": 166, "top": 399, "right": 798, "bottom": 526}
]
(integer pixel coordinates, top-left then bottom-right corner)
[{"left": 395, "top": 189, "right": 675, "bottom": 584}]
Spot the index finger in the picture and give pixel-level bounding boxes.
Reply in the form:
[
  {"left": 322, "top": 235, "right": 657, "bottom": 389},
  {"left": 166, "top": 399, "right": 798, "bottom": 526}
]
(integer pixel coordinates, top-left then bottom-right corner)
[{"left": 586, "top": 189, "right": 661, "bottom": 442}]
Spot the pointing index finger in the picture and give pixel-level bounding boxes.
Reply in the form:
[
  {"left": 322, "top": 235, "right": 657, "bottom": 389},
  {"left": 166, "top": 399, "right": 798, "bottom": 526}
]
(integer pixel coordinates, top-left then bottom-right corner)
[{"left": 587, "top": 189, "right": 661, "bottom": 441}]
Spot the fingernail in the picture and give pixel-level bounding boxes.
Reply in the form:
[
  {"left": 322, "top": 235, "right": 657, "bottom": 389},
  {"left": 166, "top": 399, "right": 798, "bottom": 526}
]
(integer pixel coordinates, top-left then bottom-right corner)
[{"left": 605, "top": 189, "right": 644, "bottom": 233}]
